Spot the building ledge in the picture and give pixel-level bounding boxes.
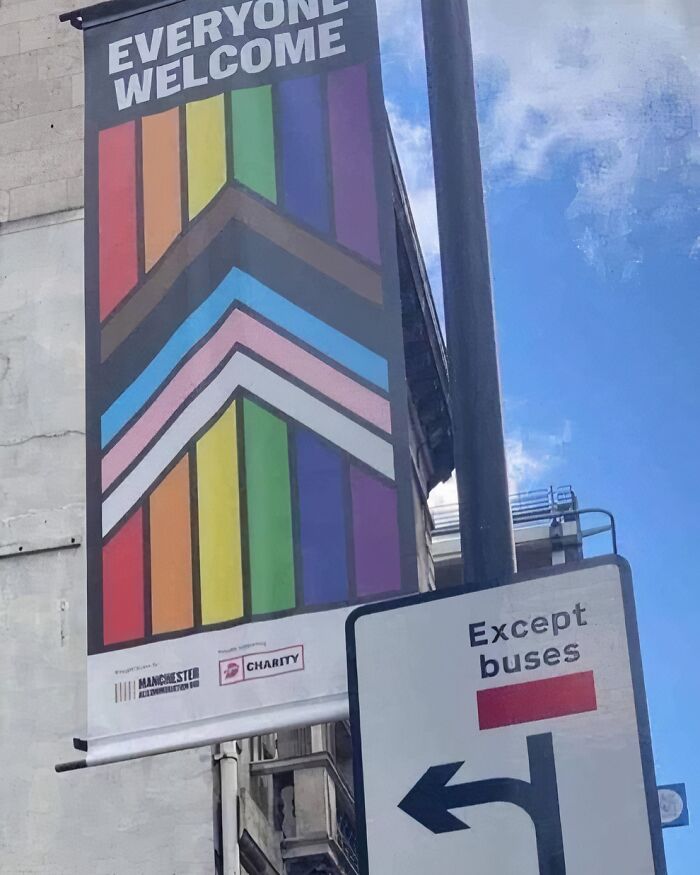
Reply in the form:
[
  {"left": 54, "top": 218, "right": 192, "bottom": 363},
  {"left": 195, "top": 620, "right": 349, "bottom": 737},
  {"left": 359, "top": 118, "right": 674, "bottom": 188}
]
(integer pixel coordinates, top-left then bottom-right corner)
[
  {"left": 250, "top": 751, "right": 354, "bottom": 813},
  {"left": 282, "top": 835, "right": 357, "bottom": 875},
  {"left": 0, "top": 208, "right": 84, "bottom": 239}
]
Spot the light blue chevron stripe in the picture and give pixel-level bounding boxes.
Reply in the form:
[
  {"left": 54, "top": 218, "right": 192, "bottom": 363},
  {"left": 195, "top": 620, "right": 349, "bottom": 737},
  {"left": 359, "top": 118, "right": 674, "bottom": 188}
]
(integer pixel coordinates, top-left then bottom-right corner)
[{"left": 101, "top": 268, "right": 388, "bottom": 447}]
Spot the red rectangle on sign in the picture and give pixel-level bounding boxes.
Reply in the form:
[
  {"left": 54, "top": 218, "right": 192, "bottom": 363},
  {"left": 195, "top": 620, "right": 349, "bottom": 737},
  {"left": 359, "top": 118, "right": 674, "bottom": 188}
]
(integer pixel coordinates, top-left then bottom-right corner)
[{"left": 477, "top": 670, "right": 597, "bottom": 730}]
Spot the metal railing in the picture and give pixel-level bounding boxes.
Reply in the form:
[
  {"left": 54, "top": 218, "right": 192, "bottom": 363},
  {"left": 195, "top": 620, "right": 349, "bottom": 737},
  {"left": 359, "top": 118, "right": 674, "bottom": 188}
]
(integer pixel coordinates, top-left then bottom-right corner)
[
  {"left": 432, "top": 485, "right": 577, "bottom": 534},
  {"left": 510, "top": 485, "right": 577, "bottom": 524},
  {"left": 431, "top": 503, "right": 460, "bottom": 533},
  {"left": 336, "top": 808, "right": 359, "bottom": 874},
  {"left": 432, "top": 487, "right": 618, "bottom": 556}
]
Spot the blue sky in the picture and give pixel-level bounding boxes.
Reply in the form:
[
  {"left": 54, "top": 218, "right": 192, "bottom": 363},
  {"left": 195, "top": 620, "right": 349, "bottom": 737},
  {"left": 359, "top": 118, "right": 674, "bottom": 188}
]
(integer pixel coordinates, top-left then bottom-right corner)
[{"left": 378, "top": 0, "right": 699, "bottom": 869}]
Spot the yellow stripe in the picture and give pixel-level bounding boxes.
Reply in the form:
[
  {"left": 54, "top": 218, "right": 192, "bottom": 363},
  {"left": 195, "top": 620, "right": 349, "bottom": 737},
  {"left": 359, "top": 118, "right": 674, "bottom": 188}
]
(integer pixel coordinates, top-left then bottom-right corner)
[
  {"left": 186, "top": 94, "right": 227, "bottom": 219},
  {"left": 196, "top": 402, "right": 243, "bottom": 624}
]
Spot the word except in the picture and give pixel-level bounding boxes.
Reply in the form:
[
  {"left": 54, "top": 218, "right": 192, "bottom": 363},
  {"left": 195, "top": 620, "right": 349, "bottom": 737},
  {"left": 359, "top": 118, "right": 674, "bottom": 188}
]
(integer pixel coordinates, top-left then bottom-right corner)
[
  {"left": 469, "top": 603, "right": 587, "bottom": 648},
  {"left": 470, "top": 603, "right": 588, "bottom": 680},
  {"left": 108, "top": 0, "right": 350, "bottom": 110}
]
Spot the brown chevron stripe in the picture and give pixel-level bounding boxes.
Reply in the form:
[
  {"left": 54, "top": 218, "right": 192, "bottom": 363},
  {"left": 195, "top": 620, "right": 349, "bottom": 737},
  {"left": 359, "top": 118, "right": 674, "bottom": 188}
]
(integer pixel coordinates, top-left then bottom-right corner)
[{"left": 100, "top": 186, "right": 384, "bottom": 362}]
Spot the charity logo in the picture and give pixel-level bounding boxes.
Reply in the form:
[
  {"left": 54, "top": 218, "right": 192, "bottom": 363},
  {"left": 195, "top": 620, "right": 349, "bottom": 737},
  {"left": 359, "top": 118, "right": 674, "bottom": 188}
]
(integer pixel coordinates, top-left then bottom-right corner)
[
  {"left": 219, "top": 645, "right": 304, "bottom": 686},
  {"left": 224, "top": 660, "right": 241, "bottom": 680}
]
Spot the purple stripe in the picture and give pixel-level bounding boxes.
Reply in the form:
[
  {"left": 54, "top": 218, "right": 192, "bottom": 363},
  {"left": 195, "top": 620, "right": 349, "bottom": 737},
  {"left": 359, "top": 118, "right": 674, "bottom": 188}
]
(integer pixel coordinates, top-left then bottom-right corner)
[
  {"left": 278, "top": 76, "right": 331, "bottom": 233},
  {"left": 350, "top": 467, "right": 401, "bottom": 597},
  {"left": 296, "top": 431, "right": 349, "bottom": 606},
  {"left": 327, "top": 64, "right": 381, "bottom": 264}
]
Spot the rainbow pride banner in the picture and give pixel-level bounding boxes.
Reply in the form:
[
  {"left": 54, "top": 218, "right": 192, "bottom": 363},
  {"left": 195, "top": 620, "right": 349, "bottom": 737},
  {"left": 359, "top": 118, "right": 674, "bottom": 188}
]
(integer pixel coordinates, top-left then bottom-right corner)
[{"left": 75, "top": 0, "right": 418, "bottom": 765}]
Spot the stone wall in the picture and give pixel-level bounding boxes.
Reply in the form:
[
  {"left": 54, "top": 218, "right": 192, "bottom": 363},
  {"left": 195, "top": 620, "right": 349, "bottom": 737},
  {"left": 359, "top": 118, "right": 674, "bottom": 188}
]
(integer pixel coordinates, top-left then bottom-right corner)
[
  {"left": 0, "top": 211, "right": 216, "bottom": 874},
  {"left": 0, "top": 0, "right": 85, "bottom": 223}
]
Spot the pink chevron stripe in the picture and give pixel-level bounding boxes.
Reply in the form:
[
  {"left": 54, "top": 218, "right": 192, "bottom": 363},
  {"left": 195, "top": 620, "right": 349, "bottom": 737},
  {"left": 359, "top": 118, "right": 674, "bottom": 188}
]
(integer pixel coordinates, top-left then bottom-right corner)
[{"left": 102, "top": 308, "right": 391, "bottom": 491}]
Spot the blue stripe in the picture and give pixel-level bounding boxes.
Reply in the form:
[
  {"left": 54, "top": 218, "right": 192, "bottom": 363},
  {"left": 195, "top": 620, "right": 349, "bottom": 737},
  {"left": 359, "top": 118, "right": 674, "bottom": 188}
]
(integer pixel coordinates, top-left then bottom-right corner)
[
  {"left": 278, "top": 76, "right": 330, "bottom": 233},
  {"left": 101, "top": 268, "right": 388, "bottom": 447},
  {"left": 296, "top": 430, "right": 349, "bottom": 607}
]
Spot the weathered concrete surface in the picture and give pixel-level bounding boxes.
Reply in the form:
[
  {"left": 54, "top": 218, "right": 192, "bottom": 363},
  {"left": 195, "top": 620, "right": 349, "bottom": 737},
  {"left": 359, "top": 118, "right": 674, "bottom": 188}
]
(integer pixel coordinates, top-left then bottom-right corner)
[
  {"left": 0, "top": 213, "right": 215, "bottom": 874},
  {"left": 0, "top": 0, "right": 85, "bottom": 221}
]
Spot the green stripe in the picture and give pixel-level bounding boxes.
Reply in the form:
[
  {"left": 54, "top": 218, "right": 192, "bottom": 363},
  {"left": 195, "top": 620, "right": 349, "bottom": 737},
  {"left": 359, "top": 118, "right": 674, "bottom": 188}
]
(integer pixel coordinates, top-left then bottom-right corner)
[
  {"left": 231, "top": 86, "right": 277, "bottom": 202},
  {"left": 243, "top": 400, "right": 295, "bottom": 615}
]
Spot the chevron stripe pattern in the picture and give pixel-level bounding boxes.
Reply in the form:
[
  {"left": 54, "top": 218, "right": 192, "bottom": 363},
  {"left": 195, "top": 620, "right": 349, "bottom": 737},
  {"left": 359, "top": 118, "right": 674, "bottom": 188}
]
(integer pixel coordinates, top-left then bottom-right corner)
[{"left": 92, "top": 61, "right": 413, "bottom": 651}]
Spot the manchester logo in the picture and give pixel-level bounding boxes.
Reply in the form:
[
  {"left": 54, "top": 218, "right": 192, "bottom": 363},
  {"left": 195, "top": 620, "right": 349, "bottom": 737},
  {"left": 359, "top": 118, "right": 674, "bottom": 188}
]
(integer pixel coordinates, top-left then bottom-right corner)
[{"left": 115, "top": 666, "right": 200, "bottom": 703}]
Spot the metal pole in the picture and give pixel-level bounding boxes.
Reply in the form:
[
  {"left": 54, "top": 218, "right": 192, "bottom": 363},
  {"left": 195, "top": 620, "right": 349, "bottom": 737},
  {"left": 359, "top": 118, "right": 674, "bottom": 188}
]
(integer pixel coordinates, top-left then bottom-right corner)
[
  {"left": 219, "top": 741, "right": 241, "bottom": 875},
  {"left": 420, "top": 0, "right": 516, "bottom": 587}
]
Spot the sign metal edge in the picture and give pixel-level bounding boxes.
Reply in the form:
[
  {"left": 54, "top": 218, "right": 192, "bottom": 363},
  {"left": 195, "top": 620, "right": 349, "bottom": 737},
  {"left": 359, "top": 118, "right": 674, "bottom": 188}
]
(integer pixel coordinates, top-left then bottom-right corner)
[{"left": 345, "top": 554, "right": 667, "bottom": 875}]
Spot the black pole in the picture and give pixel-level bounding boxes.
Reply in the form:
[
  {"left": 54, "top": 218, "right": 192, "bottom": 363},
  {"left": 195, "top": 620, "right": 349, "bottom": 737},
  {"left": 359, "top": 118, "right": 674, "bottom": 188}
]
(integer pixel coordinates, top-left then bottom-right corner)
[{"left": 420, "top": 0, "right": 515, "bottom": 586}]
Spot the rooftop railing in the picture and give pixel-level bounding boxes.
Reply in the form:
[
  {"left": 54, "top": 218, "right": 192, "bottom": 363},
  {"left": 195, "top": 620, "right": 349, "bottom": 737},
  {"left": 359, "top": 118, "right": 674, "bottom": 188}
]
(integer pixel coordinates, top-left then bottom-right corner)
[{"left": 432, "top": 485, "right": 577, "bottom": 534}]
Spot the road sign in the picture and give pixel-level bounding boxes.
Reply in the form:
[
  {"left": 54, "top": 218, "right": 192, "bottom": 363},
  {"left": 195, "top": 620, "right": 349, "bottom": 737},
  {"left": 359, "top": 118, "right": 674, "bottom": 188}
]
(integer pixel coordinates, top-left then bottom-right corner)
[
  {"left": 658, "top": 784, "right": 689, "bottom": 828},
  {"left": 346, "top": 558, "right": 666, "bottom": 874}
]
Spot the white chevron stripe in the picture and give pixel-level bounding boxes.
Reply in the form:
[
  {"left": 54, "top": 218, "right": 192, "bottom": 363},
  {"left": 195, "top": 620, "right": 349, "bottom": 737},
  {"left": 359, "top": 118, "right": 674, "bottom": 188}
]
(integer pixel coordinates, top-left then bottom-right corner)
[{"left": 102, "top": 352, "right": 395, "bottom": 537}]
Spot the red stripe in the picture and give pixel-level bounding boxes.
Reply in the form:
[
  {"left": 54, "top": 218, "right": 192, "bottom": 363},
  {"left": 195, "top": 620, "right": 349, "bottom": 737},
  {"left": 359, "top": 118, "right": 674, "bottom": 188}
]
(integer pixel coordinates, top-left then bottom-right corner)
[
  {"left": 103, "top": 509, "right": 145, "bottom": 645},
  {"left": 99, "top": 122, "right": 138, "bottom": 321},
  {"left": 477, "top": 671, "right": 597, "bottom": 730}
]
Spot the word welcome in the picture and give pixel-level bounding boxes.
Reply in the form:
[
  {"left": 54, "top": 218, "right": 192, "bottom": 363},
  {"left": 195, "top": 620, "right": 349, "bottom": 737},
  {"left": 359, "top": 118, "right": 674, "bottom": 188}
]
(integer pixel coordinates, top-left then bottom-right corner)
[{"left": 109, "top": 0, "right": 350, "bottom": 110}]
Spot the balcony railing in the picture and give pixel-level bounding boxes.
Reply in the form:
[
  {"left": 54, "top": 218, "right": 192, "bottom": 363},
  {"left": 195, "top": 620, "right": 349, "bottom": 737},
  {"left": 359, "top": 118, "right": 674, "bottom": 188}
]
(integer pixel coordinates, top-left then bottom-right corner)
[{"left": 336, "top": 809, "right": 359, "bottom": 873}]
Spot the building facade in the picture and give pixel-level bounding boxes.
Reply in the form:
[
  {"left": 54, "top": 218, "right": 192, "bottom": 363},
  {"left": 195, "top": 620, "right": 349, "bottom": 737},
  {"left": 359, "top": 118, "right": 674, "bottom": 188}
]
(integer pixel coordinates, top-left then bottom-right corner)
[{"left": 0, "top": 4, "right": 452, "bottom": 872}]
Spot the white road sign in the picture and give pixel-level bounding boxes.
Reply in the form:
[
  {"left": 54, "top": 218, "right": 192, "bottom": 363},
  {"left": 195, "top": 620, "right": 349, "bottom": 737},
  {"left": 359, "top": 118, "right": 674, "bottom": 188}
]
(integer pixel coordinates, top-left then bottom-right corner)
[{"left": 347, "top": 558, "right": 666, "bottom": 875}]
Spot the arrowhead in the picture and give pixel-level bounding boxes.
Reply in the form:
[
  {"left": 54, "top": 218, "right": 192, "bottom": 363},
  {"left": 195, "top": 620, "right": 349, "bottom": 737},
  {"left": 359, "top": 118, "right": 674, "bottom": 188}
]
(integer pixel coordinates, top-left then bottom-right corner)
[{"left": 398, "top": 762, "right": 470, "bottom": 834}]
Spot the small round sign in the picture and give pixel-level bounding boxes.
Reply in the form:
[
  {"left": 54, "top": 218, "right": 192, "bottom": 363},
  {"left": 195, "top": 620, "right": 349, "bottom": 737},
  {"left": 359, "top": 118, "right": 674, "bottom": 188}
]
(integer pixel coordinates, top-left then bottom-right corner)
[{"left": 658, "top": 787, "right": 685, "bottom": 825}]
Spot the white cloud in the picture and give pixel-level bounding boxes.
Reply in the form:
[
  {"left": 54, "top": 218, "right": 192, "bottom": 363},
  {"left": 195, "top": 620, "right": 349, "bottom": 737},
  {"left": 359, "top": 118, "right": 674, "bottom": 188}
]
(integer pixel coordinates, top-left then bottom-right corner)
[
  {"left": 471, "top": 1, "right": 699, "bottom": 170},
  {"left": 377, "top": 1, "right": 443, "bottom": 289},
  {"left": 506, "top": 432, "right": 562, "bottom": 495},
  {"left": 428, "top": 474, "right": 458, "bottom": 509},
  {"left": 429, "top": 421, "right": 572, "bottom": 510},
  {"left": 470, "top": 0, "right": 700, "bottom": 277},
  {"left": 377, "top": 0, "right": 425, "bottom": 72},
  {"left": 386, "top": 105, "right": 440, "bottom": 268},
  {"left": 378, "top": 0, "right": 700, "bottom": 278}
]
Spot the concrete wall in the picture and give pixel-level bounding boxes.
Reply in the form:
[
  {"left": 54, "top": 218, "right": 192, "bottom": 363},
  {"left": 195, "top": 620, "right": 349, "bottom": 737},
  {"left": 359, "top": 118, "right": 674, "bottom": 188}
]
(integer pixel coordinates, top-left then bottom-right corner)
[
  {"left": 0, "top": 7, "right": 440, "bottom": 872},
  {"left": 0, "top": 8, "right": 215, "bottom": 868},
  {"left": 0, "top": 0, "right": 85, "bottom": 223},
  {"left": 0, "top": 212, "right": 215, "bottom": 874}
]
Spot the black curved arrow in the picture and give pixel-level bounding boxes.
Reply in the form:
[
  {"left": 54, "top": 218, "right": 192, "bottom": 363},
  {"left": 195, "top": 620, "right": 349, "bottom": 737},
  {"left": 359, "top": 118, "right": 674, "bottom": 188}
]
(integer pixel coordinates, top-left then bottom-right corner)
[
  {"left": 398, "top": 761, "right": 474, "bottom": 834},
  {"left": 399, "top": 764, "right": 534, "bottom": 833},
  {"left": 398, "top": 733, "right": 567, "bottom": 874}
]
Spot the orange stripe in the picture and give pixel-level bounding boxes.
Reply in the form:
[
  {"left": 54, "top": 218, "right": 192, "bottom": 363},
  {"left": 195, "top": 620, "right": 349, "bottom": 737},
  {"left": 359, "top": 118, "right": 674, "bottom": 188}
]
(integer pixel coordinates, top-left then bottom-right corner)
[
  {"left": 142, "top": 108, "right": 182, "bottom": 271},
  {"left": 149, "top": 455, "right": 194, "bottom": 634}
]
